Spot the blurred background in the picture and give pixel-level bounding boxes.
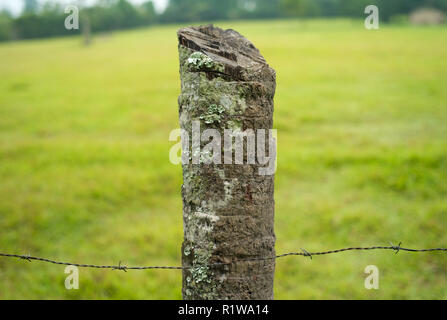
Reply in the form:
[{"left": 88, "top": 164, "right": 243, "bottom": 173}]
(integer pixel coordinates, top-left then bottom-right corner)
[
  {"left": 1, "top": 0, "right": 447, "bottom": 41},
  {"left": 0, "top": 0, "right": 446, "bottom": 299}
]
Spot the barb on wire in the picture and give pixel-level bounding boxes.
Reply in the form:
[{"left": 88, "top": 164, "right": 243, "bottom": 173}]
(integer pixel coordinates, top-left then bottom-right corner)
[
  {"left": 113, "top": 261, "right": 127, "bottom": 272},
  {"left": 0, "top": 244, "right": 446, "bottom": 271},
  {"left": 19, "top": 253, "right": 32, "bottom": 263},
  {"left": 390, "top": 241, "right": 402, "bottom": 254},
  {"left": 301, "top": 248, "right": 312, "bottom": 260}
]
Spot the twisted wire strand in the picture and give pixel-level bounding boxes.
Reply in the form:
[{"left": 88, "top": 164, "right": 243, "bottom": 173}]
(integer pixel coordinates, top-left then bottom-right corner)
[{"left": 1, "top": 244, "right": 446, "bottom": 271}]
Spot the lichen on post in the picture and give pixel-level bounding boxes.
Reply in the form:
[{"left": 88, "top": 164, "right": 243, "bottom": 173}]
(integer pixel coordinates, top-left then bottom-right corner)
[{"left": 177, "top": 25, "right": 276, "bottom": 300}]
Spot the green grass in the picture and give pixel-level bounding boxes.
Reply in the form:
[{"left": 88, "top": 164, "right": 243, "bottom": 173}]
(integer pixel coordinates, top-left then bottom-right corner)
[{"left": 0, "top": 19, "right": 446, "bottom": 299}]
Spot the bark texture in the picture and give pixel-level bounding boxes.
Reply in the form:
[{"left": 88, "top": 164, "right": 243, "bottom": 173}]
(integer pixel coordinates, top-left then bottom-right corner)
[{"left": 178, "top": 25, "right": 276, "bottom": 300}]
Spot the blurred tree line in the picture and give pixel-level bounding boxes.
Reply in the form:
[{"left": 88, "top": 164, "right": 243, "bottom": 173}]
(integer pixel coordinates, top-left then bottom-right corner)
[{"left": 0, "top": 0, "right": 446, "bottom": 42}]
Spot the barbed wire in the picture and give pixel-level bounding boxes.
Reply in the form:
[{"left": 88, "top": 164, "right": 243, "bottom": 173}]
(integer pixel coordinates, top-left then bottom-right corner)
[{"left": 1, "top": 243, "right": 446, "bottom": 271}]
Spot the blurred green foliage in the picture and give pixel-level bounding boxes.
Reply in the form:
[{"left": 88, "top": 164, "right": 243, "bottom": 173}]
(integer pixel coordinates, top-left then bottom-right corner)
[
  {"left": 0, "top": 0, "right": 158, "bottom": 41},
  {"left": 1, "top": 0, "right": 446, "bottom": 41}
]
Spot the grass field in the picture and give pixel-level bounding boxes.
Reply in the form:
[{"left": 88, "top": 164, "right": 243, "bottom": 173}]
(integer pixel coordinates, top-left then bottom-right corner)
[{"left": 0, "top": 19, "right": 446, "bottom": 299}]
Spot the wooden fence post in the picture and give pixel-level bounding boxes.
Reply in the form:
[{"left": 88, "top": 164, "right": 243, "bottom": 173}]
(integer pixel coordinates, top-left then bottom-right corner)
[{"left": 177, "top": 25, "right": 276, "bottom": 300}]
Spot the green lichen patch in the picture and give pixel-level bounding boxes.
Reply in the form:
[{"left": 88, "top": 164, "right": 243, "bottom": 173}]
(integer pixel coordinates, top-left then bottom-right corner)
[
  {"left": 186, "top": 51, "right": 225, "bottom": 73},
  {"left": 188, "top": 52, "right": 214, "bottom": 69},
  {"left": 199, "top": 104, "right": 226, "bottom": 124},
  {"left": 184, "top": 243, "right": 218, "bottom": 299}
]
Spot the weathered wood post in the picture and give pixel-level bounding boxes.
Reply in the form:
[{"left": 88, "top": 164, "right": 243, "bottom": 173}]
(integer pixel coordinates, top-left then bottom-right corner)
[{"left": 178, "top": 25, "right": 276, "bottom": 300}]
